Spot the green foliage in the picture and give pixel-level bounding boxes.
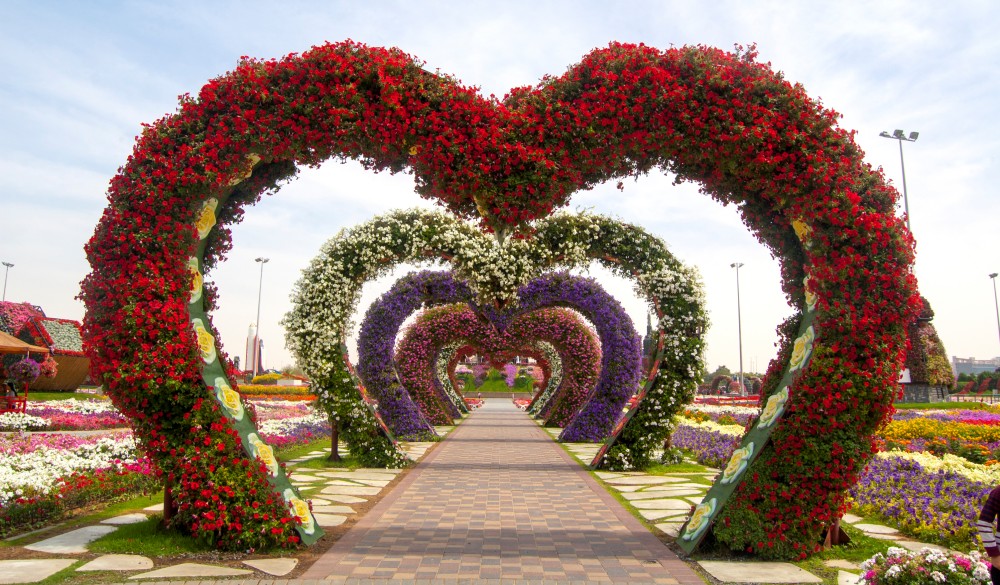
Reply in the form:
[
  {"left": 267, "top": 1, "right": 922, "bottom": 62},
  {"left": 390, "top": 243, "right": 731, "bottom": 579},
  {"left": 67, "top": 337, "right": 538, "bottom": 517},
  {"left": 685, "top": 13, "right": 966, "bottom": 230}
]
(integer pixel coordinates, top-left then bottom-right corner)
[
  {"left": 89, "top": 516, "right": 207, "bottom": 556},
  {"left": 703, "top": 365, "right": 731, "bottom": 383}
]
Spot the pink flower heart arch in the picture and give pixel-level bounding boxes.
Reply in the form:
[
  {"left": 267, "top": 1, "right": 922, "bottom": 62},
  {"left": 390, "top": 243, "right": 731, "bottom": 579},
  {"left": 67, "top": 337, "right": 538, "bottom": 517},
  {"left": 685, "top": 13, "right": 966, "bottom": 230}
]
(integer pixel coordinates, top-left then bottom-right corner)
[
  {"left": 391, "top": 304, "right": 601, "bottom": 428},
  {"left": 81, "top": 40, "right": 919, "bottom": 558}
]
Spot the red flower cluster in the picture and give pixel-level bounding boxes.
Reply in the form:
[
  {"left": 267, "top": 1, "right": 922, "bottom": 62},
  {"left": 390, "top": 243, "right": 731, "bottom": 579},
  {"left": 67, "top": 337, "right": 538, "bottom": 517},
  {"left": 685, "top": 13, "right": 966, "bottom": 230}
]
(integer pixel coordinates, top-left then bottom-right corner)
[{"left": 81, "top": 40, "right": 918, "bottom": 556}]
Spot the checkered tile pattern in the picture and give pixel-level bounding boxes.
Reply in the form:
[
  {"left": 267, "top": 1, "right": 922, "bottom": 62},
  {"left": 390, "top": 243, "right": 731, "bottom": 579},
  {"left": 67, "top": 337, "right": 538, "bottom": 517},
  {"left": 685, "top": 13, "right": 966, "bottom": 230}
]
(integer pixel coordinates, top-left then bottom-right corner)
[{"left": 302, "top": 400, "right": 702, "bottom": 583}]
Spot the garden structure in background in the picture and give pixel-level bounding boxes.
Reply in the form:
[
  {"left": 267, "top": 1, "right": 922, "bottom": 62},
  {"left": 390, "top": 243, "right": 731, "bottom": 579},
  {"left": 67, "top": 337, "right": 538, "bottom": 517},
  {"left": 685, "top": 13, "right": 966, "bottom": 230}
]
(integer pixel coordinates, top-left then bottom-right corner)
[{"left": 82, "top": 40, "right": 917, "bottom": 558}]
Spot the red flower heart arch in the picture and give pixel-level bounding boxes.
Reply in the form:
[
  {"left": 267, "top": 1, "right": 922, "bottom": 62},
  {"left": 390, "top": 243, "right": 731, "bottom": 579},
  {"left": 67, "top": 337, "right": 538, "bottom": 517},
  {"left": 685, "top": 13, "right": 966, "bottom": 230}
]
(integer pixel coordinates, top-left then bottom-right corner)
[{"left": 81, "top": 40, "right": 919, "bottom": 558}]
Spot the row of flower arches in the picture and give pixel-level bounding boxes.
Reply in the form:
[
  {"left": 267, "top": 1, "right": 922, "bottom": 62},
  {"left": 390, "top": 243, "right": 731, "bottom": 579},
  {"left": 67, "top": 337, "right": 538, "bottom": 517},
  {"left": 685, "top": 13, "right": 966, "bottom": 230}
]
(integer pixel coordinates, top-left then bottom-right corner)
[{"left": 82, "top": 40, "right": 918, "bottom": 558}]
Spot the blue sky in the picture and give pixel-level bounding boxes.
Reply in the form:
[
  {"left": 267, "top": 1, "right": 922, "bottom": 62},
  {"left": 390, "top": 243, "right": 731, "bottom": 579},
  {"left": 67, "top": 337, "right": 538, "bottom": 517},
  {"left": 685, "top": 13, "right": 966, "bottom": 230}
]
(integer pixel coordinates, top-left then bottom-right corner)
[{"left": 2, "top": 1, "right": 999, "bottom": 374}]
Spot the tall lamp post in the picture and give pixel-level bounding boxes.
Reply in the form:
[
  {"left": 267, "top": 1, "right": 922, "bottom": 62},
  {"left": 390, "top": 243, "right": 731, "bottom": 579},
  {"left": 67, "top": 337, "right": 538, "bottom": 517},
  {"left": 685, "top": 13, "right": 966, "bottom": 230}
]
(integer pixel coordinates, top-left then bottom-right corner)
[
  {"left": 253, "top": 257, "right": 269, "bottom": 377},
  {"left": 730, "top": 262, "right": 745, "bottom": 395},
  {"left": 1, "top": 262, "right": 12, "bottom": 302},
  {"left": 879, "top": 129, "right": 919, "bottom": 234},
  {"left": 990, "top": 273, "right": 1000, "bottom": 353}
]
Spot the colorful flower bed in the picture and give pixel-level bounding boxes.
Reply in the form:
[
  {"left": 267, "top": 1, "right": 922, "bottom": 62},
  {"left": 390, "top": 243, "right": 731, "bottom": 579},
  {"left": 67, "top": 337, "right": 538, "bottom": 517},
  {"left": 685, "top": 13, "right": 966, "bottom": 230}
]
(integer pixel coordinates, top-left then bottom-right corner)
[
  {"left": 675, "top": 404, "right": 1000, "bottom": 552},
  {"left": 0, "top": 399, "right": 328, "bottom": 539},
  {"left": 0, "top": 399, "right": 128, "bottom": 432}
]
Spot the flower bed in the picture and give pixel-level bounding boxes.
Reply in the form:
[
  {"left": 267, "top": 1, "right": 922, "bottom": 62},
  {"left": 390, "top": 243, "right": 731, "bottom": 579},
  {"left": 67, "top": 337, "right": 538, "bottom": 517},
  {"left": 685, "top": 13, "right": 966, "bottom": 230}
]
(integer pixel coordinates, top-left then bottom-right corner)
[
  {"left": 0, "top": 403, "right": 330, "bottom": 539},
  {"left": 238, "top": 384, "right": 314, "bottom": 398},
  {"left": 0, "top": 399, "right": 128, "bottom": 432},
  {"left": 861, "top": 547, "right": 990, "bottom": 584},
  {"left": 675, "top": 405, "right": 1000, "bottom": 551}
]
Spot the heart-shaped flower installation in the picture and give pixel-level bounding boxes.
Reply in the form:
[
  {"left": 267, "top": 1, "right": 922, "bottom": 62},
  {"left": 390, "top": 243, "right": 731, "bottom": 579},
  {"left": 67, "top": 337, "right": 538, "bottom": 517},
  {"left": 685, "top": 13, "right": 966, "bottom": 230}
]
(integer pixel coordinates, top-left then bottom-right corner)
[
  {"left": 391, "top": 304, "right": 602, "bottom": 428},
  {"left": 355, "top": 270, "right": 638, "bottom": 442},
  {"left": 83, "top": 41, "right": 919, "bottom": 557},
  {"left": 286, "top": 208, "right": 703, "bottom": 449}
]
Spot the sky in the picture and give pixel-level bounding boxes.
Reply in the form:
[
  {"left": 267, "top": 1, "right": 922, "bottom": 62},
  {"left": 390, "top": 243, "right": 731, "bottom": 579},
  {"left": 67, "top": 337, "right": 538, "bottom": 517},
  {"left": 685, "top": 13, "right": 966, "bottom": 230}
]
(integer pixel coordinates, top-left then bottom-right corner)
[{"left": 2, "top": 1, "right": 999, "bottom": 376}]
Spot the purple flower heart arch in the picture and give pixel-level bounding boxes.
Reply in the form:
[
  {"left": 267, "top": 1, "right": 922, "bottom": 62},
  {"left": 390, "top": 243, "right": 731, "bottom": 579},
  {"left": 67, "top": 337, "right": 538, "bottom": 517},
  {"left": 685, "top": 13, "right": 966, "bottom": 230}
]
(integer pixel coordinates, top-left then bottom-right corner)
[
  {"left": 354, "top": 270, "right": 639, "bottom": 441},
  {"left": 389, "top": 302, "right": 602, "bottom": 428},
  {"left": 81, "top": 40, "right": 918, "bottom": 557}
]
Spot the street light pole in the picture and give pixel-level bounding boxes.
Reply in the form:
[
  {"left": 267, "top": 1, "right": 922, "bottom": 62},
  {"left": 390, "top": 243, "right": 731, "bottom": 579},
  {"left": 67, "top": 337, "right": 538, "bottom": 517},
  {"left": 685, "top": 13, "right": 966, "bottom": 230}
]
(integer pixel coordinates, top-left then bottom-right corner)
[
  {"left": 730, "top": 262, "right": 745, "bottom": 395},
  {"left": 990, "top": 273, "right": 1000, "bottom": 353},
  {"left": 253, "top": 257, "right": 269, "bottom": 377},
  {"left": 1, "top": 262, "right": 13, "bottom": 302},
  {"left": 879, "top": 129, "right": 919, "bottom": 234}
]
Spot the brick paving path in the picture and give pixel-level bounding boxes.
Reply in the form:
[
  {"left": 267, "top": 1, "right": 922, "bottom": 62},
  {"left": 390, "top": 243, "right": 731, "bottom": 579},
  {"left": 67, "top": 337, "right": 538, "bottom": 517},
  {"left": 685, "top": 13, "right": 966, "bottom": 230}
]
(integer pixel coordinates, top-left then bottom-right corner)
[{"left": 300, "top": 399, "right": 703, "bottom": 584}]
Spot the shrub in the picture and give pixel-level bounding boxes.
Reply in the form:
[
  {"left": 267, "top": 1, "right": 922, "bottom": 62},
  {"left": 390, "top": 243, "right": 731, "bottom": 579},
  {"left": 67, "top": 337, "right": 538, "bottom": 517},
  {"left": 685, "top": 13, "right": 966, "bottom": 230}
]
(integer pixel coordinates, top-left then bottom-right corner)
[{"left": 250, "top": 373, "right": 282, "bottom": 385}]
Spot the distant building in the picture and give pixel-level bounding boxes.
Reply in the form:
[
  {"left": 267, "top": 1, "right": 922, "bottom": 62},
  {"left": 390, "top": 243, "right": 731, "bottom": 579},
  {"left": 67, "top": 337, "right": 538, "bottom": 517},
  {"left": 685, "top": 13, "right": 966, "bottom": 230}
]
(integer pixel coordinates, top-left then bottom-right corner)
[
  {"left": 245, "top": 323, "right": 265, "bottom": 374},
  {"left": 0, "top": 301, "right": 90, "bottom": 391},
  {"left": 952, "top": 356, "right": 1000, "bottom": 377}
]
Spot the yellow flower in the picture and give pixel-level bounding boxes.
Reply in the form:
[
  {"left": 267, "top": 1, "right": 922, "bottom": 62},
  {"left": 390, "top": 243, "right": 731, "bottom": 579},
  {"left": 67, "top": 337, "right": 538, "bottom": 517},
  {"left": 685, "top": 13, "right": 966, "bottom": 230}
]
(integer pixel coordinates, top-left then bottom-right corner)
[
  {"left": 408, "top": 145, "right": 419, "bottom": 156},
  {"left": 789, "top": 325, "right": 815, "bottom": 372},
  {"left": 195, "top": 198, "right": 218, "bottom": 240},
  {"left": 283, "top": 489, "right": 315, "bottom": 535},
  {"left": 721, "top": 442, "right": 755, "bottom": 484},
  {"left": 188, "top": 257, "right": 203, "bottom": 304},
  {"left": 803, "top": 275, "right": 817, "bottom": 312},
  {"left": 249, "top": 433, "right": 279, "bottom": 476},
  {"left": 226, "top": 153, "right": 261, "bottom": 187},
  {"left": 758, "top": 387, "right": 789, "bottom": 428},
  {"left": 682, "top": 498, "right": 717, "bottom": 541},
  {"left": 213, "top": 377, "right": 243, "bottom": 421},
  {"left": 791, "top": 219, "right": 812, "bottom": 243},
  {"left": 191, "top": 318, "right": 216, "bottom": 364}
]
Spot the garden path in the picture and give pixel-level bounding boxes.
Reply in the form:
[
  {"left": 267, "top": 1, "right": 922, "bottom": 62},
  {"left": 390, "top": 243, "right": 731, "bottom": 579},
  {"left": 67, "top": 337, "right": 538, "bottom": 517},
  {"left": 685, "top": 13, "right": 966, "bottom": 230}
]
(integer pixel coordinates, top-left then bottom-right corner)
[{"left": 300, "top": 399, "right": 703, "bottom": 583}]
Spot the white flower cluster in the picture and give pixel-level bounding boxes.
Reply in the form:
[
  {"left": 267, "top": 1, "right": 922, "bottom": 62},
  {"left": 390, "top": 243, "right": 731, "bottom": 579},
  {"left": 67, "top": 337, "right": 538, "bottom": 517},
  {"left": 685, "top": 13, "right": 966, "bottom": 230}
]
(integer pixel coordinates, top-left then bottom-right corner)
[
  {"left": 256, "top": 411, "right": 329, "bottom": 436},
  {"left": 32, "top": 398, "right": 117, "bottom": 414},
  {"left": 527, "top": 342, "right": 563, "bottom": 417},
  {"left": 434, "top": 343, "right": 470, "bottom": 414},
  {"left": 687, "top": 403, "right": 761, "bottom": 416},
  {"left": 860, "top": 547, "right": 991, "bottom": 584},
  {"left": 0, "top": 412, "right": 49, "bottom": 432},
  {"left": 0, "top": 434, "right": 140, "bottom": 506}
]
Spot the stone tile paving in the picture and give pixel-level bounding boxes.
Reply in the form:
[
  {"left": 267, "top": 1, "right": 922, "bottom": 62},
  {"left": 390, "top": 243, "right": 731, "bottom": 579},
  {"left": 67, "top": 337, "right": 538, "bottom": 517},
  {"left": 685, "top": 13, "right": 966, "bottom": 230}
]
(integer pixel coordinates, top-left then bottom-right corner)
[
  {"left": 2, "top": 408, "right": 958, "bottom": 584},
  {"left": 0, "top": 559, "right": 76, "bottom": 584},
  {"left": 301, "top": 399, "right": 703, "bottom": 583},
  {"left": 2, "top": 432, "right": 439, "bottom": 583}
]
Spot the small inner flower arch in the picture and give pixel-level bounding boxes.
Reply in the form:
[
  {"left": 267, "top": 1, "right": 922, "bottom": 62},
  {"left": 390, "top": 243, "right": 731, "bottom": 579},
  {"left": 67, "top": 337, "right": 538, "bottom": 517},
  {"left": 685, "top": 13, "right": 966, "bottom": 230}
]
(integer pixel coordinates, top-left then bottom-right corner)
[
  {"left": 393, "top": 304, "right": 601, "bottom": 428},
  {"left": 81, "top": 41, "right": 918, "bottom": 557}
]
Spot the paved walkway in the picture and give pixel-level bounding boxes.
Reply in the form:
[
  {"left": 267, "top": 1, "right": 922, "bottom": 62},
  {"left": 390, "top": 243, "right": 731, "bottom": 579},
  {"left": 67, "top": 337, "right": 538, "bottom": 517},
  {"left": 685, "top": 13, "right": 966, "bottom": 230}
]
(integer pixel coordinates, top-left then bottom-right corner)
[{"left": 301, "top": 400, "right": 702, "bottom": 583}]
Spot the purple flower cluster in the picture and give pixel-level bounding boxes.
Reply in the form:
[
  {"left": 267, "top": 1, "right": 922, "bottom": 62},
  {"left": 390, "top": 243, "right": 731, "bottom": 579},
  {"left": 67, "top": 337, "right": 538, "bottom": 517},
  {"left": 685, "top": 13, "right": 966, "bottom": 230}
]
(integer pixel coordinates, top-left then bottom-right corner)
[
  {"left": 359, "top": 270, "right": 639, "bottom": 442},
  {"left": 671, "top": 424, "right": 740, "bottom": 469},
  {"left": 511, "top": 272, "right": 641, "bottom": 442},
  {"left": 356, "top": 271, "right": 470, "bottom": 439},
  {"left": 849, "top": 455, "right": 991, "bottom": 548},
  {"left": 7, "top": 358, "right": 41, "bottom": 387}
]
